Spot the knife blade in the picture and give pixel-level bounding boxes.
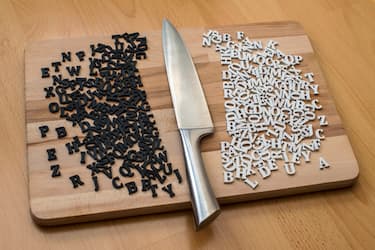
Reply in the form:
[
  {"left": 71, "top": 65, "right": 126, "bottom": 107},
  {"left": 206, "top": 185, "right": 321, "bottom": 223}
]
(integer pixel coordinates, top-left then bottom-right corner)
[{"left": 162, "top": 19, "right": 220, "bottom": 230}]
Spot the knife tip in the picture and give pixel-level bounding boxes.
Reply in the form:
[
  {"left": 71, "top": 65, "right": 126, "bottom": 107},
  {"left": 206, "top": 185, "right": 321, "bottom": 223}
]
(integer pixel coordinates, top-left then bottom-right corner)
[{"left": 162, "top": 18, "right": 172, "bottom": 29}]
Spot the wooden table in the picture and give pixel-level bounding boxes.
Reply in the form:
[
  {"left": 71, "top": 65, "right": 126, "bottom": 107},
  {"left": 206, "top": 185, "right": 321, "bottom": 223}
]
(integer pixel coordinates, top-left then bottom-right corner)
[{"left": 0, "top": 0, "right": 374, "bottom": 249}]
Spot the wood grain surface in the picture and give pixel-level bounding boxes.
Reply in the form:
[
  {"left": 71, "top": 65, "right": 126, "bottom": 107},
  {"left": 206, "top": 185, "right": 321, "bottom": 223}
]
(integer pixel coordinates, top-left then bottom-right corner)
[
  {"left": 1, "top": 0, "right": 375, "bottom": 249},
  {"left": 25, "top": 22, "right": 358, "bottom": 225}
]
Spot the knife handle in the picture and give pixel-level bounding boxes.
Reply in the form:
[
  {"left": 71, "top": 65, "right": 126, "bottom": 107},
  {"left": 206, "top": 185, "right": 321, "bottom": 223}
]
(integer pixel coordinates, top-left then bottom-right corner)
[{"left": 179, "top": 127, "right": 221, "bottom": 230}]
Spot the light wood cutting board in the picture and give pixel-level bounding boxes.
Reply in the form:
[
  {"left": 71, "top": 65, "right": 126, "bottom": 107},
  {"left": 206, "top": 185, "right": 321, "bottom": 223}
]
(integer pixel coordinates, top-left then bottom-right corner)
[{"left": 25, "top": 21, "right": 359, "bottom": 225}]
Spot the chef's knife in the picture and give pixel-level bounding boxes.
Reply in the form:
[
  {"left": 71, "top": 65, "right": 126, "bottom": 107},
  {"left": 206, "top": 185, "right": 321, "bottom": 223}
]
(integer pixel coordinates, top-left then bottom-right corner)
[{"left": 162, "top": 19, "right": 220, "bottom": 230}]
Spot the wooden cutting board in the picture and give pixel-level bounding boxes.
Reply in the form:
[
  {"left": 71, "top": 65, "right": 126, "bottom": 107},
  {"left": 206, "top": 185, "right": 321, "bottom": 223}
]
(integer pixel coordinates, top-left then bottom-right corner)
[{"left": 25, "top": 21, "right": 359, "bottom": 226}]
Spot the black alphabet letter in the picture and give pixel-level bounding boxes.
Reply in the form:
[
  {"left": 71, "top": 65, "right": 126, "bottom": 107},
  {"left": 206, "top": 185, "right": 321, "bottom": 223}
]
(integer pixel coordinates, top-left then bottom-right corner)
[
  {"left": 44, "top": 87, "right": 55, "bottom": 98},
  {"left": 62, "top": 51, "right": 71, "bottom": 62},
  {"left": 80, "top": 151, "right": 86, "bottom": 164},
  {"left": 48, "top": 102, "right": 59, "bottom": 113},
  {"left": 66, "top": 66, "right": 81, "bottom": 76},
  {"left": 75, "top": 51, "right": 85, "bottom": 61},
  {"left": 51, "top": 61, "right": 61, "bottom": 72},
  {"left": 38, "top": 125, "right": 49, "bottom": 138},
  {"left": 92, "top": 175, "right": 99, "bottom": 192},
  {"left": 125, "top": 181, "right": 137, "bottom": 195},
  {"left": 50, "top": 164, "right": 61, "bottom": 177},
  {"left": 55, "top": 126, "right": 67, "bottom": 139},
  {"left": 112, "top": 176, "right": 124, "bottom": 189},
  {"left": 69, "top": 175, "right": 84, "bottom": 188},
  {"left": 41, "top": 67, "right": 50, "bottom": 78},
  {"left": 46, "top": 148, "right": 57, "bottom": 161},
  {"left": 162, "top": 183, "right": 175, "bottom": 198},
  {"left": 173, "top": 169, "right": 182, "bottom": 183}
]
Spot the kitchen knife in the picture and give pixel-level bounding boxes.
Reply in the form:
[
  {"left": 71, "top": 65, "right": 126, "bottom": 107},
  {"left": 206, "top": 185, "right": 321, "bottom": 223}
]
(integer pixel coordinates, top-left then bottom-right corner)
[{"left": 162, "top": 19, "right": 221, "bottom": 230}]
